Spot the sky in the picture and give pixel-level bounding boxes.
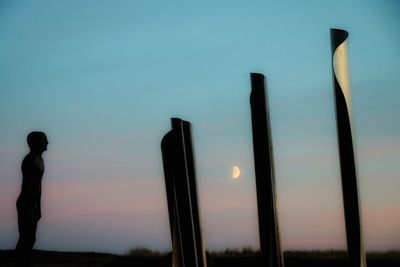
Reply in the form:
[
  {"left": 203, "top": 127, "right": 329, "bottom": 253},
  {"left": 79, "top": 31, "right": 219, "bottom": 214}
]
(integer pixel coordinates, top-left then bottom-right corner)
[{"left": 0, "top": 0, "right": 399, "bottom": 254}]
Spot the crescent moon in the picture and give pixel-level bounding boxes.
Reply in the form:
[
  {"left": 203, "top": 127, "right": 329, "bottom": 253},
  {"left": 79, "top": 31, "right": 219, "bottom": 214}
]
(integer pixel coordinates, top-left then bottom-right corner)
[{"left": 232, "top": 166, "right": 241, "bottom": 179}]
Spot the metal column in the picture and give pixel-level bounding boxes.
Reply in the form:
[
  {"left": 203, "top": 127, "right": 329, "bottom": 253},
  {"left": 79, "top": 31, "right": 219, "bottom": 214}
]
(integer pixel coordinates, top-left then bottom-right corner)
[
  {"left": 330, "top": 28, "right": 367, "bottom": 267},
  {"left": 250, "top": 73, "right": 284, "bottom": 267},
  {"left": 161, "top": 118, "right": 207, "bottom": 267}
]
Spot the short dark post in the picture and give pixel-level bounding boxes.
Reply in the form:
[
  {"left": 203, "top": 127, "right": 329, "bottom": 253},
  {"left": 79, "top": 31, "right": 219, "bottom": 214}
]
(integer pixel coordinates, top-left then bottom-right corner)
[
  {"left": 161, "top": 118, "right": 207, "bottom": 267},
  {"left": 250, "top": 73, "right": 284, "bottom": 267},
  {"left": 330, "top": 29, "right": 367, "bottom": 267}
]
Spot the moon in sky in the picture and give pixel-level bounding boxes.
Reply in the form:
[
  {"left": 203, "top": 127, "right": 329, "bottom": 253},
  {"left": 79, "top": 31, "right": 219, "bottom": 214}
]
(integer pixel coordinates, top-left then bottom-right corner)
[{"left": 232, "top": 166, "right": 241, "bottom": 180}]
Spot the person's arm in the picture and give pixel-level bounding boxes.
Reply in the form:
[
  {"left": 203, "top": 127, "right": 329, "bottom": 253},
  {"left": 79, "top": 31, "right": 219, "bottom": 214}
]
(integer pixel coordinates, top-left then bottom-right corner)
[
  {"left": 33, "top": 175, "right": 42, "bottom": 221},
  {"left": 37, "top": 204, "right": 41, "bottom": 220},
  {"left": 32, "top": 157, "right": 43, "bottom": 221}
]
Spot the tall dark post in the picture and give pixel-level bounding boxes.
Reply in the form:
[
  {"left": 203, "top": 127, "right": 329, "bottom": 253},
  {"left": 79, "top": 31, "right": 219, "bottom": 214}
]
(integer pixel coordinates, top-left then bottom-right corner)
[
  {"left": 161, "top": 118, "right": 207, "bottom": 267},
  {"left": 330, "top": 29, "right": 366, "bottom": 267},
  {"left": 250, "top": 73, "right": 284, "bottom": 267}
]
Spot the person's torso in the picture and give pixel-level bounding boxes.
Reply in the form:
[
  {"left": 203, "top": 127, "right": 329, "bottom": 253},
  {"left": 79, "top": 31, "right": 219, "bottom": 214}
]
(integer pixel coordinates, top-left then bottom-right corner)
[{"left": 19, "top": 154, "right": 44, "bottom": 201}]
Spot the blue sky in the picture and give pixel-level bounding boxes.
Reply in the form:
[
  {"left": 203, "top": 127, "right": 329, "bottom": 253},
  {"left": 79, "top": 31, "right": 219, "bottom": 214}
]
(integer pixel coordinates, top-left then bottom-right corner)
[{"left": 0, "top": 0, "right": 399, "bottom": 253}]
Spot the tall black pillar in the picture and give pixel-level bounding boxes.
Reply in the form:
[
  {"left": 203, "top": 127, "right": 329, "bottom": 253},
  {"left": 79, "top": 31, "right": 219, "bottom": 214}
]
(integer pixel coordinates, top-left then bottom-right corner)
[
  {"left": 161, "top": 118, "right": 207, "bottom": 267},
  {"left": 250, "top": 73, "right": 284, "bottom": 267},
  {"left": 330, "top": 28, "right": 366, "bottom": 267}
]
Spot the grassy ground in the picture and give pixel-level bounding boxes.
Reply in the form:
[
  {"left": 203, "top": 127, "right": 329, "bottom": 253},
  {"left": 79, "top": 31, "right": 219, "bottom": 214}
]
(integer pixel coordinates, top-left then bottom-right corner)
[{"left": 1, "top": 249, "right": 399, "bottom": 267}]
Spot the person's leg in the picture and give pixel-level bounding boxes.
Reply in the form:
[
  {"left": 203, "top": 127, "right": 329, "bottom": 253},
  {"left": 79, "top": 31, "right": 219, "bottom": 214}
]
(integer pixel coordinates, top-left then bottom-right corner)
[{"left": 15, "top": 204, "right": 36, "bottom": 267}]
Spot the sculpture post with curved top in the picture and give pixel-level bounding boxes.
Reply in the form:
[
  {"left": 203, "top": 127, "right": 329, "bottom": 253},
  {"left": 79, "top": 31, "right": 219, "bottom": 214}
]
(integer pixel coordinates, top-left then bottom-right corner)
[{"left": 330, "top": 28, "right": 367, "bottom": 267}]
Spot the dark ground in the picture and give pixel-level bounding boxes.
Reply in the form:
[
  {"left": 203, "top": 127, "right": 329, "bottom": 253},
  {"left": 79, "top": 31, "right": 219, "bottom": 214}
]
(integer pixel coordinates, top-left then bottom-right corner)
[{"left": 1, "top": 249, "right": 399, "bottom": 267}]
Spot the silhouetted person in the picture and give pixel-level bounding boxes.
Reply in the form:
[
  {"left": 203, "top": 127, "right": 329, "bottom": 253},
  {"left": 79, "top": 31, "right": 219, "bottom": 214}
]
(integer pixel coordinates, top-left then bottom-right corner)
[{"left": 15, "top": 131, "right": 48, "bottom": 267}]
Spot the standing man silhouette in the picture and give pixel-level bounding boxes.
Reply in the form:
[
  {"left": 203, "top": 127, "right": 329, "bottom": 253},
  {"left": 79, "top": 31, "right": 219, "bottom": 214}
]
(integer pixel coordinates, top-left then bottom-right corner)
[{"left": 15, "top": 131, "right": 48, "bottom": 266}]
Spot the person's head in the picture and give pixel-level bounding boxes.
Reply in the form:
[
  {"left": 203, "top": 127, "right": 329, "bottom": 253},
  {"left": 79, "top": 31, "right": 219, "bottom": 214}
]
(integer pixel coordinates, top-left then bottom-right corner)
[{"left": 27, "top": 131, "right": 48, "bottom": 153}]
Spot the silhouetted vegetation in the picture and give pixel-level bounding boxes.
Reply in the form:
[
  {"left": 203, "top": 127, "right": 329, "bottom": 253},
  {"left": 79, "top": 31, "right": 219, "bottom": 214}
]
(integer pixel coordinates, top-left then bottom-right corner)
[
  {"left": 0, "top": 249, "right": 113, "bottom": 267},
  {"left": 126, "top": 247, "right": 168, "bottom": 258},
  {"left": 1, "top": 249, "right": 399, "bottom": 267}
]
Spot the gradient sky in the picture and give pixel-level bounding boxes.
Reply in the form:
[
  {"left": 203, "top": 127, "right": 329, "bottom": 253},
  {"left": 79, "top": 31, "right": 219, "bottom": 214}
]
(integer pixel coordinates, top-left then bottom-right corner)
[{"left": 0, "top": 0, "right": 399, "bottom": 254}]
